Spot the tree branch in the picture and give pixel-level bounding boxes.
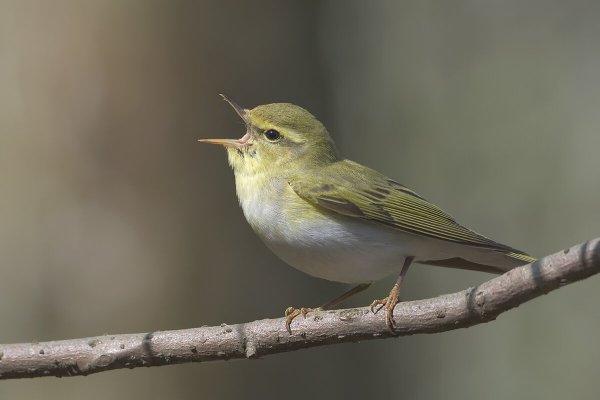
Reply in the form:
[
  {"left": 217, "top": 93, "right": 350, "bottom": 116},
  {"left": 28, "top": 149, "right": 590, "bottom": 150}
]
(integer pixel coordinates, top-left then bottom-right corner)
[{"left": 1, "top": 239, "right": 598, "bottom": 380}]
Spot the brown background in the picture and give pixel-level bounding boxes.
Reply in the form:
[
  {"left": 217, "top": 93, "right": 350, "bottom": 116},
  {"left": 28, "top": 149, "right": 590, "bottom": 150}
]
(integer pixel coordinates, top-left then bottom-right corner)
[{"left": 1, "top": 1, "right": 599, "bottom": 398}]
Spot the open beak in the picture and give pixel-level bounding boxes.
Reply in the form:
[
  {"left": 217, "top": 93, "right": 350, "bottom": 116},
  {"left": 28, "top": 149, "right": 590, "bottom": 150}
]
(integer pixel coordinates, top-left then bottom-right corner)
[
  {"left": 198, "top": 139, "right": 238, "bottom": 147},
  {"left": 197, "top": 133, "right": 251, "bottom": 148},
  {"left": 198, "top": 94, "right": 251, "bottom": 147},
  {"left": 219, "top": 93, "right": 248, "bottom": 123},
  {"left": 197, "top": 138, "right": 240, "bottom": 147}
]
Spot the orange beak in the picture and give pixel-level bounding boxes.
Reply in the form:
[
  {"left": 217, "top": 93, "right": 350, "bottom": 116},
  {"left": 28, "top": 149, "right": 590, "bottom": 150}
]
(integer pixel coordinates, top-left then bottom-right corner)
[
  {"left": 198, "top": 132, "right": 253, "bottom": 148},
  {"left": 198, "top": 94, "right": 250, "bottom": 147},
  {"left": 197, "top": 138, "right": 241, "bottom": 147}
]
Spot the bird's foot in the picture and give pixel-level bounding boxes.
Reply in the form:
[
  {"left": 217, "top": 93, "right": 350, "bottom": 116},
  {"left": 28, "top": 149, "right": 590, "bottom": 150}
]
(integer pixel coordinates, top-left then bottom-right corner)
[
  {"left": 284, "top": 306, "right": 320, "bottom": 334},
  {"left": 369, "top": 284, "right": 401, "bottom": 333}
]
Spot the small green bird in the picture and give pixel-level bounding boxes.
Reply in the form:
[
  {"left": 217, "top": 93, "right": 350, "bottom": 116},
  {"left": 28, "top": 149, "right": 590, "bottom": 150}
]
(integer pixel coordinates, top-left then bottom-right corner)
[{"left": 200, "top": 95, "right": 535, "bottom": 333}]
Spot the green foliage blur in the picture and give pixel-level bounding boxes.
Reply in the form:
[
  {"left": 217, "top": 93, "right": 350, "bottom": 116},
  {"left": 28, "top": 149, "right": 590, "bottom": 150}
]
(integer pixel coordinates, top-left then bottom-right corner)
[{"left": 1, "top": 1, "right": 599, "bottom": 398}]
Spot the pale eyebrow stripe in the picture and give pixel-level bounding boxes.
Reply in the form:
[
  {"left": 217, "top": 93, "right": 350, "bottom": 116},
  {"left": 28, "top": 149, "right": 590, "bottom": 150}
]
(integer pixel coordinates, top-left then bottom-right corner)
[{"left": 250, "top": 119, "right": 305, "bottom": 143}]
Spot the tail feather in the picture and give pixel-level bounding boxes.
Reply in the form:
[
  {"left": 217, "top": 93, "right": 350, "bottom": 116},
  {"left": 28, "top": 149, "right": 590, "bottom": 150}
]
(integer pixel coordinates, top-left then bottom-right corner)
[{"left": 420, "top": 249, "right": 536, "bottom": 275}]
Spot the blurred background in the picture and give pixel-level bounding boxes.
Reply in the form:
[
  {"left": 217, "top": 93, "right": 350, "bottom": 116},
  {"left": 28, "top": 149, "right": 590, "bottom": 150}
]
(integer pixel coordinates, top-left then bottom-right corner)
[{"left": 1, "top": 0, "right": 599, "bottom": 398}]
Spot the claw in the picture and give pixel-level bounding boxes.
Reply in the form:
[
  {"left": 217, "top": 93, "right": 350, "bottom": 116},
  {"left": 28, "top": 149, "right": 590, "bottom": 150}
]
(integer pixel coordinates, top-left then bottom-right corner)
[
  {"left": 385, "top": 299, "right": 398, "bottom": 331},
  {"left": 370, "top": 284, "right": 401, "bottom": 333},
  {"left": 369, "top": 298, "right": 387, "bottom": 314},
  {"left": 284, "top": 306, "right": 318, "bottom": 334},
  {"left": 370, "top": 257, "right": 412, "bottom": 334}
]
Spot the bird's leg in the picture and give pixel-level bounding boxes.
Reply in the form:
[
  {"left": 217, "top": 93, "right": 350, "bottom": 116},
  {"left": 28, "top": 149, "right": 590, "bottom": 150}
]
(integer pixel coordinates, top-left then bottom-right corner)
[
  {"left": 285, "top": 283, "right": 371, "bottom": 334},
  {"left": 320, "top": 282, "right": 372, "bottom": 310},
  {"left": 370, "top": 256, "right": 414, "bottom": 333}
]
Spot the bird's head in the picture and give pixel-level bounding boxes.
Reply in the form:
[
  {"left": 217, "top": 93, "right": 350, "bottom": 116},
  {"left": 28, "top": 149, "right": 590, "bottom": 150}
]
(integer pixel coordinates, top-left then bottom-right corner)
[{"left": 199, "top": 95, "right": 339, "bottom": 176}]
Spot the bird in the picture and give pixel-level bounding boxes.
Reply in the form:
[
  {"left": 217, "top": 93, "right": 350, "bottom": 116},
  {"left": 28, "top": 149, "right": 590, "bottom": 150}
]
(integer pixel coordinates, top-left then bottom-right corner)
[{"left": 199, "top": 95, "right": 535, "bottom": 334}]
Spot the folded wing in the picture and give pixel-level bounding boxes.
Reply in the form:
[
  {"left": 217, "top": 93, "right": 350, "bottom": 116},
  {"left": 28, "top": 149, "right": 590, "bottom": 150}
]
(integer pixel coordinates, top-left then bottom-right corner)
[{"left": 289, "top": 160, "right": 534, "bottom": 264}]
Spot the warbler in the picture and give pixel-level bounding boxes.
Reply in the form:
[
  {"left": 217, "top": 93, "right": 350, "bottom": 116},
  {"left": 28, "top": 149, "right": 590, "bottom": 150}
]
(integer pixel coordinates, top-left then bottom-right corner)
[{"left": 200, "top": 95, "right": 535, "bottom": 333}]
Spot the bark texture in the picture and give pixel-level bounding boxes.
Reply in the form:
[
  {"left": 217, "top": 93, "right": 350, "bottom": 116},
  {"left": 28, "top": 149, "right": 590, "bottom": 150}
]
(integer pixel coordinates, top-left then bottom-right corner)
[{"left": 0, "top": 239, "right": 598, "bottom": 380}]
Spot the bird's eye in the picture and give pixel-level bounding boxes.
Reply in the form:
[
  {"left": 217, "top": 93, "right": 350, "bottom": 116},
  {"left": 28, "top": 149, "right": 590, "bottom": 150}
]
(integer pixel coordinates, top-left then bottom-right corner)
[{"left": 264, "top": 129, "right": 281, "bottom": 142}]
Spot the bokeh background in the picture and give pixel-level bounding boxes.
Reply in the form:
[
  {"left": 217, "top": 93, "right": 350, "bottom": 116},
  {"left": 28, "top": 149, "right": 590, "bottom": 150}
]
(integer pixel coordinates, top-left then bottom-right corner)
[{"left": 1, "top": 0, "right": 599, "bottom": 398}]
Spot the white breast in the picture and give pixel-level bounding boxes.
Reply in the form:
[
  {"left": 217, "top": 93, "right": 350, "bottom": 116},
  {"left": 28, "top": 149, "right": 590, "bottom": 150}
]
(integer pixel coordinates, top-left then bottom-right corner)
[{"left": 234, "top": 172, "right": 425, "bottom": 284}]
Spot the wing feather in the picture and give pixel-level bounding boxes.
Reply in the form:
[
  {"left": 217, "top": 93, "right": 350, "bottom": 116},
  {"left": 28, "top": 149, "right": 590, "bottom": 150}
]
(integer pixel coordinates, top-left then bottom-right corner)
[{"left": 289, "top": 160, "right": 526, "bottom": 255}]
